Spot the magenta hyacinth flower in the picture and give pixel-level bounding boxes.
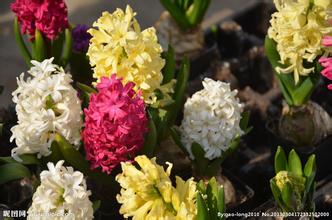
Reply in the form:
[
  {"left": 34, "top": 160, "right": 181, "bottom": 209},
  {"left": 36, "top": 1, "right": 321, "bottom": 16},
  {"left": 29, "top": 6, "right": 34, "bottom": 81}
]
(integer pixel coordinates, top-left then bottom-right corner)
[
  {"left": 82, "top": 75, "right": 148, "bottom": 174},
  {"left": 11, "top": 0, "right": 68, "bottom": 40},
  {"left": 319, "top": 36, "right": 332, "bottom": 90}
]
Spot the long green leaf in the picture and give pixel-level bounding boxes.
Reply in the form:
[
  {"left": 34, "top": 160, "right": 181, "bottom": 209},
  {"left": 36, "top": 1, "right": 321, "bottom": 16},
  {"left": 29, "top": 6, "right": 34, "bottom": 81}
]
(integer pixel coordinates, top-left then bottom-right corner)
[
  {"left": 14, "top": 18, "right": 32, "bottom": 66},
  {"left": 288, "top": 149, "right": 303, "bottom": 176},
  {"left": 61, "top": 28, "right": 72, "bottom": 67},
  {"left": 167, "top": 57, "right": 189, "bottom": 126},
  {"left": 162, "top": 45, "right": 176, "bottom": 84},
  {"left": 34, "top": 29, "right": 46, "bottom": 61},
  {"left": 197, "top": 192, "right": 210, "bottom": 220},
  {"left": 281, "top": 182, "right": 293, "bottom": 210},
  {"left": 169, "top": 127, "right": 189, "bottom": 157},
  {"left": 217, "top": 185, "right": 225, "bottom": 215},
  {"left": 160, "top": 0, "right": 192, "bottom": 30},
  {"left": 0, "top": 154, "right": 40, "bottom": 165},
  {"left": 141, "top": 113, "right": 157, "bottom": 157},
  {"left": 51, "top": 30, "right": 65, "bottom": 64},
  {"left": 0, "top": 163, "right": 31, "bottom": 185},
  {"left": 274, "top": 146, "right": 287, "bottom": 173},
  {"left": 304, "top": 155, "right": 316, "bottom": 178},
  {"left": 191, "top": 142, "right": 209, "bottom": 173},
  {"left": 265, "top": 37, "right": 294, "bottom": 105},
  {"left": 270, "top": 179, "right": 288, "bottom": 212},
  {"left": 187, "top": 0, "right": 211, "bottom": 26}
]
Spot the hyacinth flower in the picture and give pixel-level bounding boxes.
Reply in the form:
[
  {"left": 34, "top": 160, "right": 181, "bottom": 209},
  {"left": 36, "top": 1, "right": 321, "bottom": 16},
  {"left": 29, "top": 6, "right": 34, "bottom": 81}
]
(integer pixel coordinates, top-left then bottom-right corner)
[
  {"left": 27, "top": 160, "right": 94, "bottom": 220},
  {"left": 116, "top": 155, "right": 197, "bottom": 219},
  {"left": 155, "top": 0, "right": 211, "bottom": 60},
  {"left": 270, "top": 146, "right": 316, "bottom": 213},
  {"left": 265, "top": 0, "right": 332, "bottom": 148},
  {"left": 69, "top": 24, "right": 93, "bottom": 84},
  {"left": 11, "top": 0, "right": 72, "bottom": 67},
  {"left": 319, "top": 36, "right": 332, "bottom": 90},
  {"left": 82, "top": 75, "right": 148, "bottom": 174},
  {"left": 170, "top": 78, "right": 250, "bottom": 178},
  {"left": 84, "top": 6, "right": 189, "bottom": 145}
]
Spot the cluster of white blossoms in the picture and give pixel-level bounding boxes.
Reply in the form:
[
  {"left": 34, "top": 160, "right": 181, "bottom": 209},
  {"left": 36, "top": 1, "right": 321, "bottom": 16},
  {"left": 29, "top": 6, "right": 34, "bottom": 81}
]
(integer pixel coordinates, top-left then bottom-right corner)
[
  {"left": 27, "top": 160, "right": 93, "bottom": 220},
  {"left": 10, "top": 58, "right": 82, "bottom": 161},
  {"left": 180, "top": 78, "right": 243, "bottom": 160}
]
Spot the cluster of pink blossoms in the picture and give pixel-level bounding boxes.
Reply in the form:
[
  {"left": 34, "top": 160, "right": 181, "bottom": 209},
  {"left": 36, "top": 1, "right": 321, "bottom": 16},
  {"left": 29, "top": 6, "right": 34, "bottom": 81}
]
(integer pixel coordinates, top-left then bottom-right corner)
[
  {"left": 319, "top": 36, "right": 332, "bottom": 90},
  {"left": 82, "top": 75, "right": 148, "bottom": 174},
  {"left": 11, "top": 0, "right": 68, "bottom": 40}
]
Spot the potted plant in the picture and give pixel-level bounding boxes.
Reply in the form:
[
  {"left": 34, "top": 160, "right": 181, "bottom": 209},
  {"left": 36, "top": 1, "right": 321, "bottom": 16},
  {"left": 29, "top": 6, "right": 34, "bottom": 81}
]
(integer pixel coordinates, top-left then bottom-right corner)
[{"left": 170, "top": 77, "right": 253, "bottom": 209}]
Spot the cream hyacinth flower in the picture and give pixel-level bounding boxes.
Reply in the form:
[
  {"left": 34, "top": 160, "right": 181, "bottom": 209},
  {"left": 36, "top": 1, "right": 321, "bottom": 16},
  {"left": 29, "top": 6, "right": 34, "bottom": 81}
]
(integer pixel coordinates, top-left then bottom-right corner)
[
  {"left": 181, "top": 78, "right": 243, "bottom": 160},
  {"left": 268, "top": 0, "right": 332, "bottom": 83},
  {"left": 87, "top": 5, "right": 169, "bottom": 105},
  {"left": 116, "top": 155, "right": 197, "bottom": 220},
  {"left": 27, "top": 160, "right": 93, "bottom": 220},
  {"left": 10, "top": 58, "right": 82, "bottom": 161}
]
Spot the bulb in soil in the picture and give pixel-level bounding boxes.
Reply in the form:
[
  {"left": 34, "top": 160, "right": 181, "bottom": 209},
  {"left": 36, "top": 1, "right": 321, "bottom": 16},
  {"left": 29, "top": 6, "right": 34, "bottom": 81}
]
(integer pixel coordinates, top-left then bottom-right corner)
[
  {"left": 279, "top": 101, "right": 332, "bottom": 150},
  {"left": 155, "top": 11, "right": 205, "bottom": 62}
]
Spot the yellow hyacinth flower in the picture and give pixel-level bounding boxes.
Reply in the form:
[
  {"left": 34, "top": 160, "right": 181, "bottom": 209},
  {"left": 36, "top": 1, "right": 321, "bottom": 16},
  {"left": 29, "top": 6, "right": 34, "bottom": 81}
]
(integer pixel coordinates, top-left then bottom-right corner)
[
  {"left": 268, "top": 0, "right": 332, "bottom": 83},
  {"left": 116, "top": 155, "right": 197, "bottom": 220},
  {"left": 87, "top": 5, "right": 170, "bottom": 105}
]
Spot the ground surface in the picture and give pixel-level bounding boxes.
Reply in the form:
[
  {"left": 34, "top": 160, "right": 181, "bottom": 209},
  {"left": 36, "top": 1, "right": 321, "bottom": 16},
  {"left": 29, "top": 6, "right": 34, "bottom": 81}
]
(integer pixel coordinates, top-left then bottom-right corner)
[{"left": 0, "top": 0, "right": 259, "bottom": 107}]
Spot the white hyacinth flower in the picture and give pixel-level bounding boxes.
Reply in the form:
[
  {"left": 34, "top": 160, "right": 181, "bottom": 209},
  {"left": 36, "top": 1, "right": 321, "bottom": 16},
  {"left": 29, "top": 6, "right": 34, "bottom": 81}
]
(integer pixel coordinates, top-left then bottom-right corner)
[
  {"left": 10, "top": 58, "right": 82, "bottom": 161},
  {"left": 180, "top": 78, "right": 243, "bottom": 160},
  {"left": 27, "top": 160, "right": 93, "bottom": 220}
]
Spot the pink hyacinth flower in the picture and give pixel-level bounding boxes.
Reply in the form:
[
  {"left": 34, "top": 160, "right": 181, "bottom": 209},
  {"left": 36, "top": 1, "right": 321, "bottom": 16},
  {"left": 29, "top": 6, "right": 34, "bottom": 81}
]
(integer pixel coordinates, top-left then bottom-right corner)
[
  {"left": 82, "top": 74, "right": 148, "bottom": 174},
  {"left": 322, "top": 36, "right": 332, "bottom": 47},
  {"left": 319, "top": 57, "right": 332, "bottom": 90},
  {"left": 11, "top": 0, "right": 68, "bottom": 41}
]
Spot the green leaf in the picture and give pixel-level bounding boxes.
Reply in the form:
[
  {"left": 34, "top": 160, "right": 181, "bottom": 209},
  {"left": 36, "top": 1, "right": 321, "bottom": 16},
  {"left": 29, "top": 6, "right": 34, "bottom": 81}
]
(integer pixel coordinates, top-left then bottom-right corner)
[
  {"left": 187, "top": 0, "right": 211, "bottom": 26},
  {"left": 160, "top": 0, "right": 192, "bottom": 30},
  {"left": 61, "top": 28, "right": 72, "bottom": 67},
  {"left": 92, "top": 200, "right": 101, "bottom": 213},
  {"left": 43, "top": 141, "right": 64, "bottom": 163},
  {"left": 51, "top": 30, "right": 65, "bottom": 64},
  {"left": 0, "top": 154, "right": 40, "bottom": 165},
  {"left": 274, "top": 146, "right": 287, "bottom": 173},
  {"left": 205, "top": 157, "right": 222, "bottom": 178},
  {"left": 304, "top": 155, "right": 316, "bottom": 179},
  {"left": 197, "top": 180, "right": 206, "bottom": 194},
  {"left": 162, "top": 45, "right": 176, "bottom": 84},
  {"left": 288, "top": 149, "right": 303, "bottom": 176},
  {"left": 281, "top": 182, "right": 293, "bottom": 210},
  {"left": 167, "top": 57, "right": 189, "bottom": 126},
  {"left": 217, "top": 185, "right": 225, "bottom": 214},
  {"left": 219, "top": 136, "right": 241, "bottom": 164},
  {"left": 0, "top": 163, "right": 31, "bottom": 185},
  {"left": 206, "top": 177, "right": 219, "bottom": 219},
  {"left": 303, "top": 155, "right": 316, "bottom": 196},
  {"left": 191, "top": 142, "right": 209, "bottom": 174},
  {"left": 141, "top": 113, "right": 157, "bottom": 157},
  {"left": 169, "top": 127, "right": 189, "bottom": 157},
  {"left": 270, "top": 179, "right": 288, "bottom": 212},
  {"left": 34, "top": 29, "right": 46, "bottom": 61},
  {"left": 197, "top": 192, "right": 210, "bottom": 220},
  {"left": 76, "top": 82, "right": 96, "bottom": 107},
  {"left": 14, "top": 18, "right": 32, "bottom": 66},
  {"left": 240, "top": 111, "right": 252, "bottom": 133}
]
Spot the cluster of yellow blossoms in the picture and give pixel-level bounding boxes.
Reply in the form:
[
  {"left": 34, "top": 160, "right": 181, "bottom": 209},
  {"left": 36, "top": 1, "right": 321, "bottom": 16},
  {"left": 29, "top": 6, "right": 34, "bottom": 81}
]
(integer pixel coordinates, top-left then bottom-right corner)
[
  {"left": 116, "top": 155, "right": 197, "bottom": 219},
  {"left": 87, "top": 5, "right": 172, "bottom": 105},
  {"left": 268, "top": 0, "right": 332, "bottom": 83}
]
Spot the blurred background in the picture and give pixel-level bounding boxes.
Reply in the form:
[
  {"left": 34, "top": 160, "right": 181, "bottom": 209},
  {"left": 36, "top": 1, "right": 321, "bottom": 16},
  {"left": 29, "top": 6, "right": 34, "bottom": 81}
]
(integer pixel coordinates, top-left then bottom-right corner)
[{"left": 0, "top": 0, "right": 260, "bottom": 107}]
